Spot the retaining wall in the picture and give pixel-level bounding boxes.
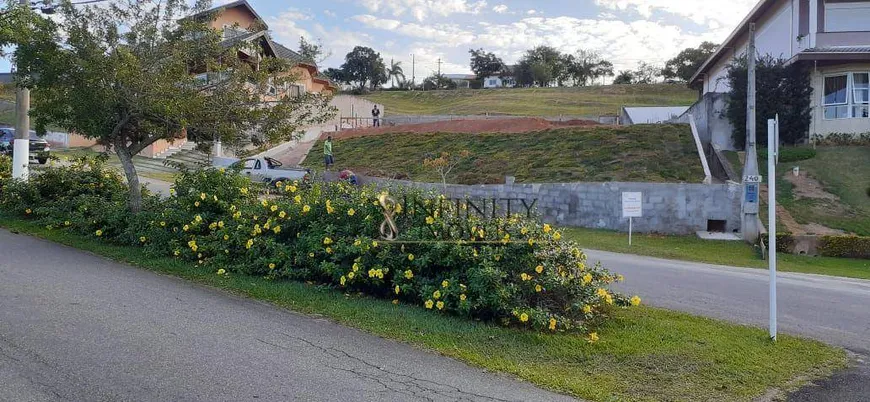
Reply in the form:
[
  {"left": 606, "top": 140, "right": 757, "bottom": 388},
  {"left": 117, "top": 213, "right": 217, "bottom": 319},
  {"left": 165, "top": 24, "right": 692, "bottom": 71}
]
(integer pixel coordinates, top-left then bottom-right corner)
[{"left": 349, "top": 175, "right": 743, "bottom": 235}]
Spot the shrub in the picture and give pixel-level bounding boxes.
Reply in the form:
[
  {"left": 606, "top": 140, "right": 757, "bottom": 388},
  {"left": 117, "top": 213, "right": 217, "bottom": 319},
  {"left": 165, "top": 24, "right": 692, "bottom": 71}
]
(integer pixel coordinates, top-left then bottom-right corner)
[
  {"left": 0, "top": 155, "right": 11, "bottom": 195},
  {"left": 818, "top": 236, "right": 870, "bottom": 259},
  {"left": 812, "top": 132, "right": 870, "bottom": 146},
  {"left": 759, "top": 147, "right": 816, "bottom": 163},
  {"left": 0, "top": 160, "right": 639, "bottom": 335}
]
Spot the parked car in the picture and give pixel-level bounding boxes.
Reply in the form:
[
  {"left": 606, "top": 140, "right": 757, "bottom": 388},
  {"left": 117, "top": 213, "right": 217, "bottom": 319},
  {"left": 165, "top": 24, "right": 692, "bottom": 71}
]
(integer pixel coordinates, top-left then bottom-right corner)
[
  {"left": 0, "top": 128, "right": 51, "bottom": 164},
  {"left": 222, "top": 156, "right": 310, "bottom": 185}
]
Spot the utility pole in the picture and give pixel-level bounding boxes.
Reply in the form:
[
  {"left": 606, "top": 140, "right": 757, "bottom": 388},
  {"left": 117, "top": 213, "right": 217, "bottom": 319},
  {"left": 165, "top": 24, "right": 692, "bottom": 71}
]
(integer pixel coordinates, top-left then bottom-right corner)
[
  {"left": 12, "top": 0, "right": 31, "bottom": 181},
  {"left": 437, "top": 58, "right": 442, "bottom": 76},
  {"left": 742, "top": 23, "right": 761, "bottom": 244},
  {"left": 410, "top": 53, "right": 416, "bottom": 90}
]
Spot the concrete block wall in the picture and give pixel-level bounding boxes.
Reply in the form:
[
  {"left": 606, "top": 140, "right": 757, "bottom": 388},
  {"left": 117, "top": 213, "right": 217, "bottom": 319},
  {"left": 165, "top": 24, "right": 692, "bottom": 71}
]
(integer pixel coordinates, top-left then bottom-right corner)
[{"left": 355, "top": 176, "right": 743, "bottom": 235}]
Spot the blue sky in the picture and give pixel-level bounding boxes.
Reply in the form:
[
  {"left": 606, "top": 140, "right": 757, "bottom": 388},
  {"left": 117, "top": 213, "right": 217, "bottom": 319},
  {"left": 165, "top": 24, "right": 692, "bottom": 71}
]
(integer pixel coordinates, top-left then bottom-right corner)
[{"left": 3, "top": 0, "right": 760, "bottom": 78}]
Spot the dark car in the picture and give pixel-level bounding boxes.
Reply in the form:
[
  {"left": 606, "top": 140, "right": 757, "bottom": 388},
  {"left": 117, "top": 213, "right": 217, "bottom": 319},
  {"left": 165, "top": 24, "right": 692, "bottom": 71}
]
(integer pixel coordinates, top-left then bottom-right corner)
[{"left": 0, "top": 128, "right": 51, "bottom": 164}]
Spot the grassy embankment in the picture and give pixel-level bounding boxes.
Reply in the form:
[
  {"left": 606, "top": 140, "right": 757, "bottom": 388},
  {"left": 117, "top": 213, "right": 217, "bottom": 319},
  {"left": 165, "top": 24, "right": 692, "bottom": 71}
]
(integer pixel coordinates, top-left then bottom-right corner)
[
  {"left": 306, "top": 124, "right": 705, "bottom": 184},
  {"left": 363, "top": 84, "right": 697, "bottom": 117}
]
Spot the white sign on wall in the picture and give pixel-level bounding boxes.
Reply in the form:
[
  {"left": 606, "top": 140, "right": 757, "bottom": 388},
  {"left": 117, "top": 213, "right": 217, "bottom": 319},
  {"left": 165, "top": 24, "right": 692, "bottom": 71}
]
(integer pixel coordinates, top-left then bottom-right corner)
[{"left": 622, "top": 192, "right": 643, "bottom": 218}]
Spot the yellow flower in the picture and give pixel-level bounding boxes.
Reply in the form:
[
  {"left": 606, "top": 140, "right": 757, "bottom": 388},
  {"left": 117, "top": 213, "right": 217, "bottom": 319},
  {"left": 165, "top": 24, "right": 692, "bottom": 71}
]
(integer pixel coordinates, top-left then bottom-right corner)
[
  {"left": 392, "top": 299, "right": 399, "bottom": 305},
  {"left": 535, "top": 284, "right": 542, "bottom": 292},
  {"left": 459, "top": 294, "right": 467, "bottom": 301},
  {"left": 442, "top": 280, "right": 449, "bottom": 288},
  {"left": 323, "top": 237, "right": 333, "bottom": 245},
  {"left": 408, "top": 254, "right": 414, "bottom": 261},
  {"left": 404, "top": 270, "right": 413, "bottom": 280},
  {"left": 543, "top": 224, "right": 552, "bottom": 233},
  {"left": 25, "top": 208, "right": 31, "bottom": 214},
  {"left": 527, "top": 238, "right": 535, "bottom": 246},
  {"left": 195, "top": 215, "right": 202, "bottom": 223},
  {"left": 139, "top": 236, "right": 147, "bottom": 243},
  {"left": 353, "top": 239, "right": 361, "bottom": 247},
  {"left": 394, "top": 285, "right": 401, "bottom": 294},
  {"left": 240, "top": 187, "right": 249, "bottom": 195},
  {"left": 200, "top": 193, "right": 206, "bottom": 200},
  {"left": 347, "top": 271, "right": 355, "bottom": 279},
  {"left": 478, "top": 229, "right": 485, "bottom": 238},
  {"left": 433, "top": 290, "right": 441, "bottom": 299},
  {"left": 272, "top": 226, "right": 281, "bottom": 234},
  {"left": 223, "top": 234, "right": 229, "bottom": 240},
  {"left": 535, "top": 265, "right": 544, "bottom": 274},
  {"left": 326, "top": 205, "right": 335, "bottom": 214},
  {"left": 209, "top": 222, "right": 217, "bottom": 230},
  {"left": 64, "top": 221, "right": 71, "bottom": 226},
  {"left": 326, "top": 247, "right": 333, "bottom": 254},
  {"left": 353, "top": 263, "right": 360, "bottom": 272},
  {"left": 372, "top": 241, "right": 378, "bottom": 248},
  {"left": 173, "top": 250, "right": 180, "bottom": 256},
  {"left": 553, "top": 231, "right": 562, "bottom": 241},
  {"left": 309, "top": 252, "right": 315, "bottom": 258},
  {"left": 588, "top": 332, "right": 599, "bottom": 343},
  {"left": 289, "top": 185, "right": 297, "bottom": 193},
  {"left": 217, "top": 269, "right": 226, "bottom": 276},
  {"left": 347, "top": 208, "right": 355, "bottom": 216},
  {"left": 269, "top": 263, "right": 276, "bottom": 270},
  {"left": 279, "top": 211, "right": 286, "bottom": 219},
  {"left": 596, "top": 288, "right": 608, "bottom": 298},
  {"left": 519, "top": 313, "right": 529, "bottom": 323},
  {"left": 605, "top": 294, "right": 614, "bottom": 304},
  {"left": 520, "top": 273, "right": 530, "bottom": 281},
  {"left": 302, "top": 205, "right": 311, "bottom": 213},
  {"left": 549, "top": 318, "right": 557, "bottom": 331},
  {"left": 436, "top": 301, "right": 445, "bottom": 310},
  {"left": 425, "top": 216, "right": 435, "bottom": 225},
  {"left": 340, "top": 276, "right": 347, "bottom": 286},
  {"left": 583, "top": 304, "right": 593, "bottom": 314},
  {"left": 95, "top": 229, "right": 103, "bottom": 237},
  {"left": 582, "top": 273, "right": 593, "bottom": 285},
  {"left": 521, "top": 227, "right": 529, "bottom": 235},
  {"left": 270, "top": 205, "right": 278, "bottom": 212},
  {"left": 294, "top": 195, "right": 302, "bottom": 204},
  {"left": 425, "top": 300, "right": 434, "bottom": 309},
  {"left": 630, "top": 295, "right": 642, "bottom": 306},
  {"left": 159, "top": 221, "right": 166, "bottom": 227},
  {"left": 245, "top": 239, "right": 254, "bottom": 249},
  {"left": 261, "top": 200, "right": 269, "bottom": 207},
  {"left": 194, "top": 201, "right": 200, "bottom": 207}
]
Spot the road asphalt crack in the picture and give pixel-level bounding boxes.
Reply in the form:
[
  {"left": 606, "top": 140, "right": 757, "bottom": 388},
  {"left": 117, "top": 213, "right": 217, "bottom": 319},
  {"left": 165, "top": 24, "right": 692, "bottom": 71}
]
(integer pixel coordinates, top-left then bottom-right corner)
[{"left": 254, "top": 333, "right": 518, "bottom": 402}]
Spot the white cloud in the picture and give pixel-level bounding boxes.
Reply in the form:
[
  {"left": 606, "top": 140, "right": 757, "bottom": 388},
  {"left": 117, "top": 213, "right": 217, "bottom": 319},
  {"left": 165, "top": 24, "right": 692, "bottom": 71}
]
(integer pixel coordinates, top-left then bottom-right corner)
[
  {"left": 352, "top": 15, "right": 475, "bottom": 45},
  {"left": 359, "top": 0, "right": 488, "bottom": 21},
  {"left": 492, "top": 4, "right": 508, "bottom": 13},
  {"left": 324, "top": 10, "right": 336, "bottom": 17},
  {"left": 594, "top": 0, "right": 757, "bottom": 29},
  {"left": 266, "top": 11, "right": 313, "bottom": 44},
  {"left": 526, "top": 9, "right": 537, "bottom": 15}
]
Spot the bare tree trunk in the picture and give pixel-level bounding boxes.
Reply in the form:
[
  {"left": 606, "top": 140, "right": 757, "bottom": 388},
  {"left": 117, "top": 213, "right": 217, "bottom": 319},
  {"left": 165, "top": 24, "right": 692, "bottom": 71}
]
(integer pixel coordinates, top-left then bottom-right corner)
[{"left": 115, "top": 144, "right": 142, "bottom": 213}]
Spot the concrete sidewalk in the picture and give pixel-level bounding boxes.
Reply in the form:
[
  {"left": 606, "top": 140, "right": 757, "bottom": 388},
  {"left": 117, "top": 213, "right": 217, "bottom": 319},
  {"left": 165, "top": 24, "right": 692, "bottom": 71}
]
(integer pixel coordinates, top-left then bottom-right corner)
[{"left": 0, "top": 229, "right": 574, "bottom": 402}]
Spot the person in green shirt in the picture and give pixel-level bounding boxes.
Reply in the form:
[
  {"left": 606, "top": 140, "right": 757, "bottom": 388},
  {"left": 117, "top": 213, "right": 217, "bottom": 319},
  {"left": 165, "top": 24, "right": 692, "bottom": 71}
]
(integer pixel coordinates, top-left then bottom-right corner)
[{"left": 323, "top": 136, "right": 334, "bottom": 171}]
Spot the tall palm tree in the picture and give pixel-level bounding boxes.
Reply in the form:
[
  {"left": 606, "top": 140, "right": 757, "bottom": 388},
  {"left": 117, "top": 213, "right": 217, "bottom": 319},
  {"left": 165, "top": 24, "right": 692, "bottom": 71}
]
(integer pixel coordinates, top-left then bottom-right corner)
[{"left": 386, "top": 60, "right": 405, "bottom": 88}]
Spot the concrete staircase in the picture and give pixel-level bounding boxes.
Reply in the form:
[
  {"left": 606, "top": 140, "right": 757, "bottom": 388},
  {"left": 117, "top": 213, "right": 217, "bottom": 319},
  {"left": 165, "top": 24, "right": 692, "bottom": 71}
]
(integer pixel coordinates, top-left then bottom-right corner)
[{"left": 161, "top": 143, "right": 211, "bottom": 171}]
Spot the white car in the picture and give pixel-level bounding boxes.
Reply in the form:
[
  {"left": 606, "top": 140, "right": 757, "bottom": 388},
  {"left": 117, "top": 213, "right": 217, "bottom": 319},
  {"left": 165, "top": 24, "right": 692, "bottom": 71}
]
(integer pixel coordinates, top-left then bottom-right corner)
[{"left": 223, "top": 156, "right": 310, "bottom": 185}]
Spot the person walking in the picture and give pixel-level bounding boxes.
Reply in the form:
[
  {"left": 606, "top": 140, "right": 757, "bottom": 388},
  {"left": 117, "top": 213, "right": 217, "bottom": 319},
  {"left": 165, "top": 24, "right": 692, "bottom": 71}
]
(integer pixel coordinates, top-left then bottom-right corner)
[
  {"left": 323, "top": 136, "right": 334, "bottom": 171},
  {"left": 371, "top": 105, "right": 381, "bottom": 127}
]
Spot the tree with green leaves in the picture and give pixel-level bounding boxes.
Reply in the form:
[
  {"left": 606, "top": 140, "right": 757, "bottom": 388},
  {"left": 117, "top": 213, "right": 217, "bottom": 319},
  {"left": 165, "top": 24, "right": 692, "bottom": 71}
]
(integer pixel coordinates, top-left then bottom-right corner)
[
  {"left": 725, "top": 56, "right": 812, "bottom": 148},
  {"left": 613, "top": 70, "right": 634, "bottom": 84},
  {"left": 631, "top": 61, "right": 662, "bottom": 84},
  {"left": 468, "top": 48, "right": 504, "bottom": 80},
  {"left": 422, "top": 73, "right": 456, "bottom": 90},
  {"left": 1, "top": 0, "right": 334, "bottom": 212},
  {"left": 515, "top": 46, "right": 567, "bottom": 87},
  {"left": 298, "top": 36, "right": 330, "bottom": 66},
  {"left": 386, "top": 60, "right": 405, "bottom": 88},
  {"left": 662, "top": 42, "right": 718, "bottom": 83},
  {"left": 566, "top": 50, "right": 614, "bottom": 86},
  {"left": 340, "top": 46, "right": 387, "bottom": 92}
]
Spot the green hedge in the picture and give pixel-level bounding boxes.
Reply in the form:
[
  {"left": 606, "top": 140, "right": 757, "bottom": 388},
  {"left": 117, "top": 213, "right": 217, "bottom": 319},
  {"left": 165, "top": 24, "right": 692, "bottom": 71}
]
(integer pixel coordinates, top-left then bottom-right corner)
[
  {"left": 0, "top": 157, "right": 639, "bottom": 337},
  {"left": 775, "top": 233, "right": 869, "bottom": 259},
  {"left": 811, "top": 132, "right": 870, "bottom": 146},
  {"left": 759, "top": 147, "right": 817, "bottom": 163},
  {"left": 818, "top": 236, "right": 870, "bottom": 259}
]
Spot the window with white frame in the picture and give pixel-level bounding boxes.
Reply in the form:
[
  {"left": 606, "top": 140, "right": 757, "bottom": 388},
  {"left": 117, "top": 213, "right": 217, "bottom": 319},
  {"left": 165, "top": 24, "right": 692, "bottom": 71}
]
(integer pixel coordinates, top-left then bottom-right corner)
[{"left": 824, "top": 72, "right": 870, "bottom": 119}]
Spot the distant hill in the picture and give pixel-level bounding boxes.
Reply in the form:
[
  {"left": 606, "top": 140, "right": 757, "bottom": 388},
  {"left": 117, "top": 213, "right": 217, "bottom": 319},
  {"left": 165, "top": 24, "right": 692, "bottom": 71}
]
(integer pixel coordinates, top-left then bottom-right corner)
[{"left": 362, "top": 84, "right": 697, "bottom": 117}]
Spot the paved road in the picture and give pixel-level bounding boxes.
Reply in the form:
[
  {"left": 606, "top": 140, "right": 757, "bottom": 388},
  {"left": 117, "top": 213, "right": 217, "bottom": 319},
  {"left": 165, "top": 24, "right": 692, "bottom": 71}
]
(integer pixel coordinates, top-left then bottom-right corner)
[
  {"left": 0, "top": 229, "right": 574, "bottom": 402},
  {"left": 587, "top": 249, "right": 870, "bottom": 353}
]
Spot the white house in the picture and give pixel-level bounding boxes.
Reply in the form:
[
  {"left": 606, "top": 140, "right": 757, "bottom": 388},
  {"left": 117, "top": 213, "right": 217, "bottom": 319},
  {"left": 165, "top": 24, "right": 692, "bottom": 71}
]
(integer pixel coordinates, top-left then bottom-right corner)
[
  {"left": 483, "top": 65, "right": 517, "bottom": 88},
  {"left": 443, "top": 74, "right": 476, "bottom": 89},
  {"left": 689, "top": 0, "right": 870, "bottom": 149}
]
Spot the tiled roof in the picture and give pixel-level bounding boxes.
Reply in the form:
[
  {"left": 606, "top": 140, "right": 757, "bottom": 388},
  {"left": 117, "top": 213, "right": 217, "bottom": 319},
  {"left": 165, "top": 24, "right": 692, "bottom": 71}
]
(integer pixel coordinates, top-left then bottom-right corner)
[
  {"left": 802, "top": 47, "right": 870, "bottom": 54},
  {"left": 270, "top": 41, "right": 306, "bottom": 64}
]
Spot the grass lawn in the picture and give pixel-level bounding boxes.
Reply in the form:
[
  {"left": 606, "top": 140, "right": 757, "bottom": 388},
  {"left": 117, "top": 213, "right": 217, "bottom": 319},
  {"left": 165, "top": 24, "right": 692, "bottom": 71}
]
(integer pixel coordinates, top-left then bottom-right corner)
[
  {"left": 774, "top": 147, "right": 870, "bottom": 236},
  {"left": 0, "top": 216, "right": 848, "bottom": 401},
  {"left": 363, "top": 84, "right": 697, "bottom": 117},
  {"left": 564, "top": 227, "right": 870, "bottom": 280},
  {"left": 306, "top": 124, "right": 705, "bottom": 184}
]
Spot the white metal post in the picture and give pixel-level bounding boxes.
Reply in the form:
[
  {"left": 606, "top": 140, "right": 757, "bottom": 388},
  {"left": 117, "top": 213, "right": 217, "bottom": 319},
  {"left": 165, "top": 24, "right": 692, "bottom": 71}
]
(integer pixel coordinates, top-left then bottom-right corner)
[
  {"left": 767, "top": 118, "right": 778, "bottom": 341},
  {"left": 629, "top": 217, "right": 633, "bottom": 246}
]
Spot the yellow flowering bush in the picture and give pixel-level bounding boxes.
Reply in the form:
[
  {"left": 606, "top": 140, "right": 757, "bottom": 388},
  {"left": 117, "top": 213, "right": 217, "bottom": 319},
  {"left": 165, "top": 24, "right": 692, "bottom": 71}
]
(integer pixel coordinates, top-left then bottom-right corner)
[{"left": 2, "top": 162, "right": 639, "bottom": 335}]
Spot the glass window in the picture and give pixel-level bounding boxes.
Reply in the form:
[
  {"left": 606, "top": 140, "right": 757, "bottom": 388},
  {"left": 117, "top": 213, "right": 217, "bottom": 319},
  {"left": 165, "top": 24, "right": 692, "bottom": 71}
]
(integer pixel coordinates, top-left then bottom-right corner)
[
  {"left": 242, "top": 159, "right": 256, "bottom": 169},
  {"left": 824, "top": 75, "right": 848, "bottom": 105},
  {"left": 853, "top": 73, "right": 869, "bottom": 105}
]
